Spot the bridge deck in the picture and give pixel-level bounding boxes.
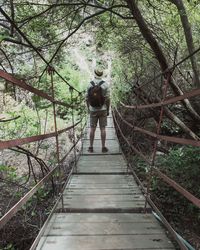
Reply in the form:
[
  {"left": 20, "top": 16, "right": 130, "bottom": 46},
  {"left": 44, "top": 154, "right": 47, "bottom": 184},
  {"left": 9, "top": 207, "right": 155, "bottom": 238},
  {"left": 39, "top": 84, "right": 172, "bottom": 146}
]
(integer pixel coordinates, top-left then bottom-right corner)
[{"left": 35, "top": 116, "right": 175, "bottom": 250}]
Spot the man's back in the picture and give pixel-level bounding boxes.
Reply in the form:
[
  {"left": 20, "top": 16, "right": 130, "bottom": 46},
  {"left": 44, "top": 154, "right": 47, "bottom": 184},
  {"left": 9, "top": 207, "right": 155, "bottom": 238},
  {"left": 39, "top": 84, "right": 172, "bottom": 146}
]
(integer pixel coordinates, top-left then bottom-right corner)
[
  {"left": 86, "top": 69, "right": 110, "bottom": 153},
  {"left": 86, "top": 78, "right": 109, "bottom": 112}
]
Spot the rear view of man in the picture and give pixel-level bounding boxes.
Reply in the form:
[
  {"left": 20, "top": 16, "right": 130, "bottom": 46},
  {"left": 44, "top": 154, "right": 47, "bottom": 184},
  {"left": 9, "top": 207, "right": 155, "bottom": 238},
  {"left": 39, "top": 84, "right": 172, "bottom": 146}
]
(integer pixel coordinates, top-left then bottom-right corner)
[{"left": 86, "top": 69, "right": 110, "bottom": 153}]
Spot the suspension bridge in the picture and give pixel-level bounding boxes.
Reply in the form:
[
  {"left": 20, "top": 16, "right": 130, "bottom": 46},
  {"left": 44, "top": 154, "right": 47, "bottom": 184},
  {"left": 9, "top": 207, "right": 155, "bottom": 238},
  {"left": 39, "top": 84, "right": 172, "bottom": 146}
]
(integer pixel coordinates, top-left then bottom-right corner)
[{"left": 1, "top": 55, "right": 200, "bottom": 249}]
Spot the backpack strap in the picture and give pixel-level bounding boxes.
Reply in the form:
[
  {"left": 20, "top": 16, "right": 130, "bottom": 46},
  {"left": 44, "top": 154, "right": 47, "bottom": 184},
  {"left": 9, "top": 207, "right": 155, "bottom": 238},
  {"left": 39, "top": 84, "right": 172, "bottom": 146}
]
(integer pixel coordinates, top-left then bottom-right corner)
[
  {"left": 90, "top": 81, "right": 95, "bottom": 86},
  {"left": 98, "top": 80, "right": 105, "bottom": 86}
]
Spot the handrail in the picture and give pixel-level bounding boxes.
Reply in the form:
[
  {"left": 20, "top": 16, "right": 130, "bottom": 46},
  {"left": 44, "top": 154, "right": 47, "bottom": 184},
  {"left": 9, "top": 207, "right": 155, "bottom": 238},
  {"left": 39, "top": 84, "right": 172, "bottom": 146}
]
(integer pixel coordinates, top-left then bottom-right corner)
[
  {"left": 152, "top": 167, "right": 200, "bottom": 209},
  {"left": 120, "top": 87, "right": 200, "bottom": 109},
  {"left": 112, "top": 111, "right": 151, "bottom": 164},
  {"left": 0, "top": 69, "right": 73, "bottom": 108},
  {"left": 0, "top": 128, "right": 83, "bottom": 230},
  {"left": 114, "top": 107, "right": 200, "bottom": 147},
  {"left": 0, "top": 120, "right": 81, "bottom": 150},
  {"left": 113, "top": 108, "right": 200, "bottom": 209}
]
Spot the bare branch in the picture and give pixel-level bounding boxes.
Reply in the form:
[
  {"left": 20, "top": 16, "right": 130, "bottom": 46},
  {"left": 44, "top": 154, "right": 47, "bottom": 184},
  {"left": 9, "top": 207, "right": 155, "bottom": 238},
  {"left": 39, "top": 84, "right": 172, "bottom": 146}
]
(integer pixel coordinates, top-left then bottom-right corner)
[{"left": 0, "top": 116, "right": 21, "bottom": 122}]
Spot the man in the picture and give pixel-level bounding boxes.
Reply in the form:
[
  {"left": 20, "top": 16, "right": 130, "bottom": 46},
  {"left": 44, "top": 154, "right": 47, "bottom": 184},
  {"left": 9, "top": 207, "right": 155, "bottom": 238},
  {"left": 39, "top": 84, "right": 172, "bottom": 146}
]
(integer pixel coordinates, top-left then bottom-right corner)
[{"left": 86, "top": 69, "right": 110, "bottom": 153}]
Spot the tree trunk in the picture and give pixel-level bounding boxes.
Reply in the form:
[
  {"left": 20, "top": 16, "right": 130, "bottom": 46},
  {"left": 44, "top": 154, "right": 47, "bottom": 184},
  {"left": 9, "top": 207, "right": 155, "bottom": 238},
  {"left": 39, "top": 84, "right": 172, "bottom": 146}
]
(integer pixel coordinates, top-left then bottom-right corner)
[
  {"left": 125, "top": 0, "right": 200, "bottom": 122},
  {"left": 169, "top": 0, "right": 200, "bottom": 87},
  {"left": 135, "top": 87, "right": 199, "bottom": 140}
]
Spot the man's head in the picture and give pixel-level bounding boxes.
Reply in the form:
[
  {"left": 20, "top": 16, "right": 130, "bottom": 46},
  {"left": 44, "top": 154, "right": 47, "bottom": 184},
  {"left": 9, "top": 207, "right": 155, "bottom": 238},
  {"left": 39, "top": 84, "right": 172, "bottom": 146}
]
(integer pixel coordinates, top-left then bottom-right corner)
[{"left": 94, "top": 69, "right": 103, "bottom": 78}]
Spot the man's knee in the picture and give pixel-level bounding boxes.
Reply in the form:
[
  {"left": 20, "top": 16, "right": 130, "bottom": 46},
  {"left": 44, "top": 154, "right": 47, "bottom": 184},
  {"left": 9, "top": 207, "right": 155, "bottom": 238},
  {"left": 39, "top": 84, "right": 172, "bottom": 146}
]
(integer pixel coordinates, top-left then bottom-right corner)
[
  {"left": 100, "top": 127, "right": 106, "bottom": 132},
  {"left": 90, "top": 127, "right": 96, "bottom": 133}
]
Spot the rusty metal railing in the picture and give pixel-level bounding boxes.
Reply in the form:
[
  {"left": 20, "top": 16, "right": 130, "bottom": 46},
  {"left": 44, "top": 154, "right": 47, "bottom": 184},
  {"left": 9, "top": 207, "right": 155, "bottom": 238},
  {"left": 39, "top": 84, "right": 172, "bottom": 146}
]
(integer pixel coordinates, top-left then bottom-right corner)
[
  {"left": 112, "top": 48, "right": 200, "bottom": 250},
  {"left": 0, "top": 67, "right": 86, "bottom": 230}
]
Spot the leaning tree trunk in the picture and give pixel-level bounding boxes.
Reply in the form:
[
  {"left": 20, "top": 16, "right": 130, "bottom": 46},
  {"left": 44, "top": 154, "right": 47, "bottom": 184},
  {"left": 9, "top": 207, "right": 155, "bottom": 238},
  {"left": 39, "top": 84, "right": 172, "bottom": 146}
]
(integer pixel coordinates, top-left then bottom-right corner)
[
  {"left": 125, "top": 0, "right": 200, "bottom": 122},
  {"left": 135, "top": 87, "right": 199, "bottom": 140},
  {"left": 169, "top": 0, "right": 200, "bottom": 87}
]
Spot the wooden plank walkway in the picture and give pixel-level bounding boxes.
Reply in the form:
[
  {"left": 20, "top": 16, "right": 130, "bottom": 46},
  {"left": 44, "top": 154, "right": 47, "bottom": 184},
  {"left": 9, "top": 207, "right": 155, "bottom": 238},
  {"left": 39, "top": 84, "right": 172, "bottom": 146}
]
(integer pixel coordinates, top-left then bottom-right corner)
[{"left": 35, "top": 116, "right": 175, "bottom": 250}]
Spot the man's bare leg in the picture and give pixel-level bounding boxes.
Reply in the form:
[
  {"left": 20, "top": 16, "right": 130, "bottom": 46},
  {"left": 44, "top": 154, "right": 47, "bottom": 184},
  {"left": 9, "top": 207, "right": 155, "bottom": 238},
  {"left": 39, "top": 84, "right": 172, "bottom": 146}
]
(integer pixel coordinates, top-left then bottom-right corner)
[
  {"left": 100, "top": 127, "right": 106, "bottom": 148},
  {"left": 100, "top": 127, "right": 108, "bottom": 152},
  {"left": 89, "top": 126, "right": 96, "bottom": 149}
]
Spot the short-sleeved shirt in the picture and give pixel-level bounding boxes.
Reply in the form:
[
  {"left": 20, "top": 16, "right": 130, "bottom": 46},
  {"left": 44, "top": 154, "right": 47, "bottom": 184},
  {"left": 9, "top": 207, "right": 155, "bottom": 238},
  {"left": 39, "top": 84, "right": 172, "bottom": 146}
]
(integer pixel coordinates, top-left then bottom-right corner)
[{"left": 86, "top": 77, "right": 110, "bottom": 112}]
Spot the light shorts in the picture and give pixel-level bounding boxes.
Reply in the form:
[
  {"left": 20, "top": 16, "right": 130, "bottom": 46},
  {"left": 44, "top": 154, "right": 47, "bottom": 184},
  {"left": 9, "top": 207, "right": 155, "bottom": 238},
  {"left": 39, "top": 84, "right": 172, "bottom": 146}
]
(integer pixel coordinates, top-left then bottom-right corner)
[{"left": 90, "top": 110, "right": 107, "bottom": 128}]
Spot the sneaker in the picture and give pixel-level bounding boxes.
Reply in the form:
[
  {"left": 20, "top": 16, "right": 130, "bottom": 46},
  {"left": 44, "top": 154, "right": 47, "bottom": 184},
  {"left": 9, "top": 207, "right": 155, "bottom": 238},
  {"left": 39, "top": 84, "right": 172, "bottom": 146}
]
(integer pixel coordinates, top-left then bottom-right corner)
[
  {"left": 88, "top": 147, "right": 93, "bottom": 153},
  {"left": 102, "top": 147, "right": 108, "bottom": 153}
]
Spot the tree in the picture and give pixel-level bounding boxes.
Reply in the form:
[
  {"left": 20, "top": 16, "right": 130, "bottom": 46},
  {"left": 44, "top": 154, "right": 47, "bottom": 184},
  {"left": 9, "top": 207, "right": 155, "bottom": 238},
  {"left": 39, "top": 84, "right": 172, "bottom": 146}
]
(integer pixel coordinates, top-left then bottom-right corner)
[
  {"left": 125, "top": 0, "right": 200, "bottom": 124},
  {"left": 168, "top": 0, "right": 200, "bottom": 87}
]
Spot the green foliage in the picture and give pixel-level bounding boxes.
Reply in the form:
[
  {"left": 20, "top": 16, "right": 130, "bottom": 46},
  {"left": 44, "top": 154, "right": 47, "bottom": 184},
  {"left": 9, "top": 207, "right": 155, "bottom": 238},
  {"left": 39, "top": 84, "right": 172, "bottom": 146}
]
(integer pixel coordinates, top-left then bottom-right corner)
[
  {"left": 153, "top": 146, "right": 200, "bottom": 216},
  {"left": 22, "top": 187, "right": 50, "bottom": 211},
  {"left": 0, "top": 33, "right": 9, "bottom": 43},
  {"left": 3, "top": 243, "right": 15, "bottom": 250},
  {"left": 0, "top": 165, "right": 17, "bottom": 181},
  {"left": 157, "top": 146, "right": 200, "bottom": 184}
]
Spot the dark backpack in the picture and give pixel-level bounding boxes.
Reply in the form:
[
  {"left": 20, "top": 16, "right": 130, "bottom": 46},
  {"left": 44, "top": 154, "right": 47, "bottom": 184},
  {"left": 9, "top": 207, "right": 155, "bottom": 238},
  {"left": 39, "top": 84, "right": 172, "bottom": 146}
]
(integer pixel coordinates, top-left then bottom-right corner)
[{"left": 88, "top": 80, "right": 105, "bottom": 108}]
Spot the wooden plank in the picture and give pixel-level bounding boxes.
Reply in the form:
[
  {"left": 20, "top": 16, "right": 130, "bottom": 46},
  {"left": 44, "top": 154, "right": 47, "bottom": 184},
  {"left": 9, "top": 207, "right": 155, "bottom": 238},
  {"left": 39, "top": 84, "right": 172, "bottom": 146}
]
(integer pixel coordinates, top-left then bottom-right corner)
[
  {"left": 77, "top": 166, "right": 128, "bottom": 174},
  {"left": 82, "top": 141, "right": 120, "bottom": 154},
  {"left": 76, "top": 155, "right": 128, "bottom": 172},
  {"left": 71, "top": 174, "right": 134, "bottom": 182},
  {"left": 64, "top": 188, "right": 142, "bottom": 195},
  {"left": 83, "top": 139, "right": 120, "bottom": 147},
  {"left": 78, "top": 154, "right": 126, "bottom": 162},
  {"left": 37, "top": 234, "right": 174, "bottom": 250},
  {"left": 63, "top": 194, "right": 145, "bottom": 201},
  {"left": 34, "top": 117, "right": 175, "bottom": 250},
  {"left": 68, "top": 183, "right": 137, "bottom": 188},
  {"left": 44, "top": 222, "right": 166, "bottom": 236},
  {"left": 61, "top": 200, "right": 146, "bottom": 209},
  {"left": 45, "top": 213, "right": 157, "bottom": 223},
  {"left": 84, "top": 128, "right": 117, "bottom": 140}
]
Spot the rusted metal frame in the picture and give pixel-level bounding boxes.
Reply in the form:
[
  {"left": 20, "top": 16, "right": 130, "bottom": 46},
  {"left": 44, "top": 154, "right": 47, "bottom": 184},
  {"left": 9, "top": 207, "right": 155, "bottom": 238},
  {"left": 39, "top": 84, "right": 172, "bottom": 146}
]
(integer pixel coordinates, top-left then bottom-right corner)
[
  {"left": 147, "top": 197, "right": 188, "bottom": 250},
  {"left": 113, "top": 111, "right": 151, "bottom": 164},
  {"left": 29, "top": 167, "right": 74, "bottom": 250},
  {"left": 0, "top": 125, "right": 86, "bottom": 231},
  {"left": 152, "top": 167, "right": 200, "bottom": 209},
  {"left": 49, "top": 68, "right": 60, "bottom": 162},
  {"left": 114, "top": 107, "right": 200, "bottom": 147},
  {"left": 49, "top": 67, "right": 61, "bottom": 198},
  {"left": 145, "top": 73, "right": 171, "bottom": 211},
  {"left": 120, "top": 86, "right": 200, "bottom": 109},
  {"left": 120, "top": 140, "right": 187, "bottom": 249},
  {"left": 79, "top": 94, "right": 84, "bottom": 153},
  {"left": 70, "top": 87, "right": 77, "bottom": 172},
  {"left": 0, "top": 120, "right": 81, "bottom": 150},
  {"left": 151, "top": 72, "right": 171, "bottom": 165},
  {"left": 131, "top": 162, "right": 188, "bottom": 249},
  {"left": 0, "top": 163, "right": 59, "bottom": 229},
  {"left": 0, "top": 69, "right": 73, "bottom": 108},
  {"left": 30, "top": 121, "right": 87, "bottom": 250}
]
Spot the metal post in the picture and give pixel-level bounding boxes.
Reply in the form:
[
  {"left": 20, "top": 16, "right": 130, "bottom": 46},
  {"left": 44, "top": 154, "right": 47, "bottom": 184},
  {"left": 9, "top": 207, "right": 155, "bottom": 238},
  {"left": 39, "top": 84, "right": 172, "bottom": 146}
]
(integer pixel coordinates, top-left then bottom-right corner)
[
  {"left": 49, "top": 66, "right": 61, "bottom": 200},
  {"left": 79, "top": 93, "right": 84, "bottom": 153},
  {"left": 70, "top": 87, "right": 77, "bottom": 172},
  {"left": 49, "top": 67, "right": 60, "bottom": 162},
  {"left": 145, "top": 71, "right": 171, "bottom": 211}
]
